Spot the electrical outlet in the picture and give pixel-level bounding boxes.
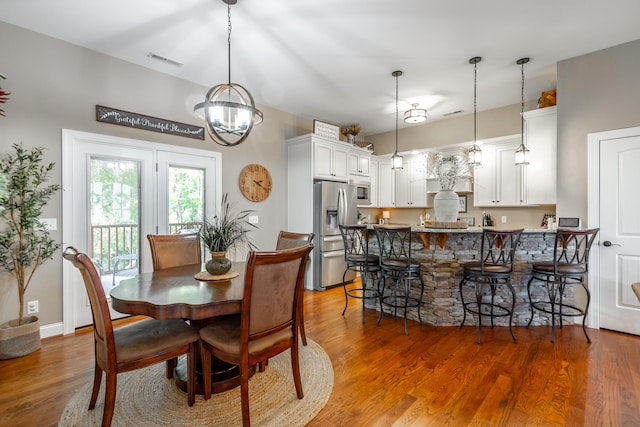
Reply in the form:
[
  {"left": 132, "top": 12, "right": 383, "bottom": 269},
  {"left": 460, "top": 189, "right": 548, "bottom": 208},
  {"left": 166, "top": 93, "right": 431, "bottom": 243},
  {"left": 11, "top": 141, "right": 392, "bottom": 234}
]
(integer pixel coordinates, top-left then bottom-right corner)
[
  {"left": 27, "top": 300, "right": 39, "bottom": 314},
  {"left": 501, "top": 215, "right": 507, "bottom": 224},
  {"left": 41, "top": 218, "right": 57, "bottom": 231}
]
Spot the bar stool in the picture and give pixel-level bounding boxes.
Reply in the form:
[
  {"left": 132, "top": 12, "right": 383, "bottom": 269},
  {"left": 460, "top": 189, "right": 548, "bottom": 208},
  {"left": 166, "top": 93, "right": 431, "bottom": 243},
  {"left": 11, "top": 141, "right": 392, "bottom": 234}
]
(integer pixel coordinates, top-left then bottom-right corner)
[
  {"left": 374, "top": 226, "right": 424, "bottom": 335},
  {"left": 527, "top": 228, "right": 599, "bottom": 343},
  {"left": 459, "top": 228, "right": 524, "bottom": 344},
  {"left": 339, "top": 225, "right": 381, "bottom": 323}
]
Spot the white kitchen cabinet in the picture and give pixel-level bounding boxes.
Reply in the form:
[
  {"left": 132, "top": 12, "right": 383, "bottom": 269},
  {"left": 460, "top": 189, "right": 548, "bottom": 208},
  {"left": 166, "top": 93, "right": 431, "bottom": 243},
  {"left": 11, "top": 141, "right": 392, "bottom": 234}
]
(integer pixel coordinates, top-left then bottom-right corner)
[
  {"left": 348, "top": 149, "right": 371, "bottom": 178},
  {"left": 523, "top": 106, "right": 557, "bottom": 205},
  {"left": 313, "top": 139, "right": 348, "bottom": 181},
  {"left": 473, "top": 137, "right": 523, "bottom": 207},
  {"left": 427, "top": 178, "right": 473, "bottom": 193},
  {"left": 377, "top": 160, "right": 395, "bottom": 207},
  {"left": 368, "top": 158, "right": 378, "bottom": 206},
  {"left": 395, "top": 155, "right": 429, "bottom": 207}
]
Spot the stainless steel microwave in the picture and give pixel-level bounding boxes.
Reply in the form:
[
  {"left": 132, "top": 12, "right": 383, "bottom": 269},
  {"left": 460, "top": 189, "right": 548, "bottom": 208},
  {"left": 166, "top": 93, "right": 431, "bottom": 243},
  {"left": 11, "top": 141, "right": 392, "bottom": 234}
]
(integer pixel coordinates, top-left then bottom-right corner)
[{"left": 351, "top": 180, "right": 371, "bottom": 205}]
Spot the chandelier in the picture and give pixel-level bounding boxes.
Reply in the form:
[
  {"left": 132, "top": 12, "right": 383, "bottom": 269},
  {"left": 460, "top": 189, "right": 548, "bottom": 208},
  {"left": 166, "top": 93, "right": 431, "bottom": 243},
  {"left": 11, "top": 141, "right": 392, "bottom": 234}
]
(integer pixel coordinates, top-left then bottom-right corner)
[{"left": 194, "top": 0, "right": 263, "bottom": 147}]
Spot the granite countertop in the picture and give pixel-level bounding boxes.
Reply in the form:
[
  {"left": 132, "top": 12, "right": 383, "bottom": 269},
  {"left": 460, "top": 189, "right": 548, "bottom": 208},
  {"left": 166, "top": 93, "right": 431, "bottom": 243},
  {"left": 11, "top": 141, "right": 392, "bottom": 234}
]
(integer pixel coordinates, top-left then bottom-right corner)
[
  {"left": 364, "top": 223, "right": 551, "bottom": 233},
  {"left": 411, "top": 227, "right": 550, "bottom": 233}
]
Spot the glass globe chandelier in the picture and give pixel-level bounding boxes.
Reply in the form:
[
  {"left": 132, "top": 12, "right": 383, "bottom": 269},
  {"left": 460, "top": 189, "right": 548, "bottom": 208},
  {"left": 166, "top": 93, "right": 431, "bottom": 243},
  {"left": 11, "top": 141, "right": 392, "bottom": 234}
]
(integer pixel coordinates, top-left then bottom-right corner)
[{"left": 194, "top": 0, "right": 263, "bottom": 147}]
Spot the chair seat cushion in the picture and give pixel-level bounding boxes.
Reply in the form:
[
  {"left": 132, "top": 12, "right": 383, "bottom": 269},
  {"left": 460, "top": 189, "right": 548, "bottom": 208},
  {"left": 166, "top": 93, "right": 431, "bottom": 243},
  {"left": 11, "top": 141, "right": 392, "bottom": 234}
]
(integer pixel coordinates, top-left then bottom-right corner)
[
  {"left": 532, "top": 261, "right": 587, "bottom": 276},
  {"left": 463, "top": 261, "right": 512, "bottom": 275},
  {"left": 199, "top": 314, "right": 293, "bottom": 356},
  {"left": 346, "top": 254, "right": 379, "bottom": 264},
  {"left": 381, "top": 258, "right": 420, "bottom": 270},
  {"left": 114, "top": 318, "right": 198, "bottom": 364}
]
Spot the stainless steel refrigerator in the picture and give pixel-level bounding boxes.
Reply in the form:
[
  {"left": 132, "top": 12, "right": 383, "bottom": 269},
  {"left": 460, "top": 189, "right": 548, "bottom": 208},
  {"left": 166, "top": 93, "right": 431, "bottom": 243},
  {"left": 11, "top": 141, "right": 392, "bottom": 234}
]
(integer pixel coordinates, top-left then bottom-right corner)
[{"left": 312, "top": 181, "right": 358, "bottom": 290}]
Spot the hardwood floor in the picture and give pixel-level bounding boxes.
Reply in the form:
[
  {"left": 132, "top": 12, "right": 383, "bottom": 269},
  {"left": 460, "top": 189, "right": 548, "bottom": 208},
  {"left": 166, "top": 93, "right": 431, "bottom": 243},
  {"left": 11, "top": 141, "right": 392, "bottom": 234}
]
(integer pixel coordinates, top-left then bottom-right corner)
[{"left": 2, "top": 283, "right": 640, "bottom": 426}]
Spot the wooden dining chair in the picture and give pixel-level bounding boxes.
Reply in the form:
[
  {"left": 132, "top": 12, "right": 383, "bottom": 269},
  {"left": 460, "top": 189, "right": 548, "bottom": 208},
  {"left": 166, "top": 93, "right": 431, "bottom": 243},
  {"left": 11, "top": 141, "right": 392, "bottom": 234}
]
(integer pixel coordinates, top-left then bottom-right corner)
[
  {"left": 199, "top": 244, "right": 314, "bottom": 427},
  {"left": 147, "top": 233, "right": 202, "bottom": 271},
  {"left": 275, "top": 230, "right": 315, "bottom": 345},
  {"left": 63, "top": 246, "right": 199, "bottom": 427}
]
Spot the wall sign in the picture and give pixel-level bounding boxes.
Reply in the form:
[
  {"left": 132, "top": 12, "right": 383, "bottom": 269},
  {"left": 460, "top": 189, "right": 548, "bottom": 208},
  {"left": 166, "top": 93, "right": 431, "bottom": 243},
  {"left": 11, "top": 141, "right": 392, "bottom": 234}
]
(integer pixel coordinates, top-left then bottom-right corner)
[
  {"left": 96, "top": 105, "right": 205, "bottom": 140},
  {"left": 313, "top": 120, "right": 340, "bottom": 140}
]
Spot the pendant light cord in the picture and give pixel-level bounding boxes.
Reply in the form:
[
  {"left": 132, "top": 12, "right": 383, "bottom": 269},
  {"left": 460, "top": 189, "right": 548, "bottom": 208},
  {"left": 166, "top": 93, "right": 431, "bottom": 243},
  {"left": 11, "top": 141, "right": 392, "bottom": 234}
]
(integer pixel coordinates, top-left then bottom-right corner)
[
  {"left": 521, "top": 60, "right": 524, "bottom": 146},
  {"left": 227, "top": 3, "right": 232, "bottom": 85},
  {"left": 474, "top": 61, "right": 477, "bottom": 144},
  {"left": 395, "top": 73, "right": 399, "bottom": 153}
]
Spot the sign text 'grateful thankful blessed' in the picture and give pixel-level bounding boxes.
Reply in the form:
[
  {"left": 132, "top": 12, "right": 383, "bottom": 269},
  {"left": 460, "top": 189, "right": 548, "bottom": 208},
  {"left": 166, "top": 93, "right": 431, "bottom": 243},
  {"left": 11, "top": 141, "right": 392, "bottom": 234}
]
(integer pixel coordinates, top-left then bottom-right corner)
[{"left": 96, "top": 105, "right": 205, "bottom": 140}]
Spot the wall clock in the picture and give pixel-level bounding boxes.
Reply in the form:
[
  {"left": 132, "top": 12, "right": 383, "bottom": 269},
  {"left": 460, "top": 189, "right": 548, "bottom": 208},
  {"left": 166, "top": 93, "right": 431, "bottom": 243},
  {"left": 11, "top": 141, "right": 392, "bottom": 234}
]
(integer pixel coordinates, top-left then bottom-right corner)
[{"left": 239, "top": 163, "right": 272, "bottom": 202}]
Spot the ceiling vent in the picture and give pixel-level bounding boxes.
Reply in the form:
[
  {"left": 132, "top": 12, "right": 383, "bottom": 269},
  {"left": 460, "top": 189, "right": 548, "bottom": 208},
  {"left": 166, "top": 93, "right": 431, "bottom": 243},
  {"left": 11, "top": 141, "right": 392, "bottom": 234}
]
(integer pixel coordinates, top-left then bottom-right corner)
[{"left": 443, "top": 110, "right": 463, "bottom": 117}]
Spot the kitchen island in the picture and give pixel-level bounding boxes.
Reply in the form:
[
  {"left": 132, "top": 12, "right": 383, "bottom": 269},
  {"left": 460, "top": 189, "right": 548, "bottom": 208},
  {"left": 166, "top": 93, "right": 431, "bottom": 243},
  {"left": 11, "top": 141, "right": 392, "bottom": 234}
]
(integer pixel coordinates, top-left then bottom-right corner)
[{"left": 365, "top": 227, "right": 569, "bottom": 327}]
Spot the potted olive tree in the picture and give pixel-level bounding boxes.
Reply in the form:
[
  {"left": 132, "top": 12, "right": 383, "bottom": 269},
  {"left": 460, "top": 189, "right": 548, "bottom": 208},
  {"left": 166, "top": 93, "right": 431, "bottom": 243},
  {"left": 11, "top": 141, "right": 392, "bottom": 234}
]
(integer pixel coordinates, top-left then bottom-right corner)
[
  {"left": 199, "top": 193, "right": 257, "bottom": 276},
  {"left": 0, "top": 143, "right": 60, "bottom": 359}
]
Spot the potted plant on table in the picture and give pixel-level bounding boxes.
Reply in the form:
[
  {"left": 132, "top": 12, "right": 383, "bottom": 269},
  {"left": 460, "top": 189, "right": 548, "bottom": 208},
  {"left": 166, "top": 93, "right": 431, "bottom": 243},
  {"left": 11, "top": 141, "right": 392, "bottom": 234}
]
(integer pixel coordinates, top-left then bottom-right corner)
[
  {"left": 199, "top": 193, "right": 257, "bottom": 276},
  {"left": 0, "top": 143, "right": 61, "bottom": 359}
]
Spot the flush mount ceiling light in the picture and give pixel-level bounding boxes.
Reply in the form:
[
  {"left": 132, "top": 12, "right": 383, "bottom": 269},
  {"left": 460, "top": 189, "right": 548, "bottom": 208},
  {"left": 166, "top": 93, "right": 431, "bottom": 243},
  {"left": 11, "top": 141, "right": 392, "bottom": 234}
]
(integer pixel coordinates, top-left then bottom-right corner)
[
  {"left": 404, "top": 103, "right": 427, "bottom": 124},
  {"left": 391, "top": 70, "right": 404, "bottom": 170},
  {"left": 515, "top": 57, "right": 530, "bottom": 165},
  {"left": 468, "top": 56, "right": 482, "bottom": 167},
  {"left": 194, "top": 0, "right": 263, "bottom": 147}
]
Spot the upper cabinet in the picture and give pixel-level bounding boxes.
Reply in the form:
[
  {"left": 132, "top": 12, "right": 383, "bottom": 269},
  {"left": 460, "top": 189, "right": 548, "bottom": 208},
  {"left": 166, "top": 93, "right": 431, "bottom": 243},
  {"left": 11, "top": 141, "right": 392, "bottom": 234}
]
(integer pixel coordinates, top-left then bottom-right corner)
[
  {"left": 376, "top": 160, "right": 395, "bottom": 207},
  {"left": 348, "top": 149, "right": 371, "bottom": 178},
  {"left": 313, "top": 139, "right": 349, "bottom": 181},
  {"left": 523, "top": 106, "right": 557, "bottom": 205},
  {"left": 394, "top": 155, "right": 429, "bottom": 207},
  {"left": 474, "top": 139, "right": 522, "bottom": 206},
  {"left": 474, "top": 107, "right": 557, "bottom": 207}
]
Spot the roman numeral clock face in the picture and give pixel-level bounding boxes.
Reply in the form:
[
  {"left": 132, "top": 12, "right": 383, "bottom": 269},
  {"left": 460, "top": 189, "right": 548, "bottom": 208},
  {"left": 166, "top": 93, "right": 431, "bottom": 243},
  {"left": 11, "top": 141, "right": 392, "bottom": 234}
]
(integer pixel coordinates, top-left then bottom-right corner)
[{"left": 239, "top": 164, "right": 272, "bottom": 202}]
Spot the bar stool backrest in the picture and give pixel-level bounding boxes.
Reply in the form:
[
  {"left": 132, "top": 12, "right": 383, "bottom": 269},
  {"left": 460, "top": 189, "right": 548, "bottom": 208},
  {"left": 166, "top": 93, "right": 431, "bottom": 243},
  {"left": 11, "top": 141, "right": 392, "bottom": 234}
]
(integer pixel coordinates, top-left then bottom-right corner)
[
  {"left": 374, "top": 226, "right": 414, "bottom": 267},
  {"left": 479, "top": 229, "right": 524, "bottom": 274},
  {"left": 552, "top": 228, "right": 600, "bottom": 274},
  {"left": 339, "top": 225, "right": 370, "bottom": 259}
]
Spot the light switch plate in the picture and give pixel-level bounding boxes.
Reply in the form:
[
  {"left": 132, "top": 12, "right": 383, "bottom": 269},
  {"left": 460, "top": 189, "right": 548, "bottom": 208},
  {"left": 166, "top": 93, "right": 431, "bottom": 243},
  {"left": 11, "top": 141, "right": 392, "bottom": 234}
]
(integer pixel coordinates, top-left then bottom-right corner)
[
  {"left": 248, "top": 215, "right": 259, "bottom": 224},
  {"left": 41, "top": 218, "right": 57, "bottom": 231}
]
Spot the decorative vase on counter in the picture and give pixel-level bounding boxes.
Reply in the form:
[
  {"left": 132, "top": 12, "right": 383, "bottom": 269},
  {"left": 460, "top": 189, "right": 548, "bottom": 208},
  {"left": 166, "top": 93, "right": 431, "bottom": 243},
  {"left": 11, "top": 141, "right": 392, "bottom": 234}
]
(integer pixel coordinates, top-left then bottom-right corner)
[
  {"left": 433, "top": 189, "right": 459, "bottom": 223},
  {"left": 205, "top": 251, "right": 232, "bottom": 276}
]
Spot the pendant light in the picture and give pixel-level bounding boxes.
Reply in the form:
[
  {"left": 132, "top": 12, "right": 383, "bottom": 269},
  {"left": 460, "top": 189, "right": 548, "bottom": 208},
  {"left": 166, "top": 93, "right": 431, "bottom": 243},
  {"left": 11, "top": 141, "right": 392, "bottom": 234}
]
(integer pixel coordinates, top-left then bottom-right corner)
[
  {"left": 194, "top": 0, "right": 263, "bottom": 147},
  {"left": 404, "top": 103, "right": 427, "bottom": 124},
  {"left": 391, "top": 71, "right": 404, "bottom": 170},
  {"left": 514, "top": 57, "right": 530, "bottom": 165},
  {"left": 468, "top": 56, "right": 482, "bottom": 167}
]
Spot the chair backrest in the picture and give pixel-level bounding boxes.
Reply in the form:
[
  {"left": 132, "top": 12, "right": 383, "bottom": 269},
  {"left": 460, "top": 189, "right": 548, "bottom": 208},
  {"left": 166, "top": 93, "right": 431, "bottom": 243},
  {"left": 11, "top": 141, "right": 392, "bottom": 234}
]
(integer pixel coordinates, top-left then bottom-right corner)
[
  {"left": 275, "top": 231, "right": 315, "bottom": 250},
  {"left": 479, "top": 228, "right": 524, "bottom": 274},
  {"left": 241, "top": 244, "right": 313, "bottom": 342},
  {"left": 374, "top": 226, "right": 414, "bottom": 267},
  {"left": 63, "top": 246, "right": 116, "bottom": 369},
  {"left": 147, "top": 233, "right": 202, "bottom": 271},
  {"left": 552, "top": 228, "right": 600, "bottom": 272},
  {"left": 339, "top": 224, "right": 370, "bottom": 259}
]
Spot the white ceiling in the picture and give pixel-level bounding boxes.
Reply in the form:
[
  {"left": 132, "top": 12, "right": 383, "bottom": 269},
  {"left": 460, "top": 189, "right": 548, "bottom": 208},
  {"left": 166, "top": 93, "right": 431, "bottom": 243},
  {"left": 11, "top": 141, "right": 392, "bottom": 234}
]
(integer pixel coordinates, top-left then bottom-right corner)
[{"left": 2, "top": 0, "right": 640, "bottom": 136}]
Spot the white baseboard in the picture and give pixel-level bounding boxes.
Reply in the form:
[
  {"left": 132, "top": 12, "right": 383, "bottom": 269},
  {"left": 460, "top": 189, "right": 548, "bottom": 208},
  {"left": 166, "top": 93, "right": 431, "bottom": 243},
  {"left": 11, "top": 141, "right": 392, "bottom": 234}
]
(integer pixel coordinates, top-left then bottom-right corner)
[{"left": 41, "top": 322, "right": 64, "bottom": 339}]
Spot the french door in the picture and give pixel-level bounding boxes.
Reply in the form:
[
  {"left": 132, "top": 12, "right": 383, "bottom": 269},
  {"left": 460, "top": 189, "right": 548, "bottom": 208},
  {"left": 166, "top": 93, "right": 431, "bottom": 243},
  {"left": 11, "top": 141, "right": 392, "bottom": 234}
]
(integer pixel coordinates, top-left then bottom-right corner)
[{"left": 62, "top": 130, "right": 221, "bottom": 332}]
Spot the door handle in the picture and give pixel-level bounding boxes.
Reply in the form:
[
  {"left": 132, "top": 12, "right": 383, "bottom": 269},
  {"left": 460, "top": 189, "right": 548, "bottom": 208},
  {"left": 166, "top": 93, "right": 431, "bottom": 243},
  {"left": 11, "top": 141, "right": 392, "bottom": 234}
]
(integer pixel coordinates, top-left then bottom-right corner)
[{"left": 602, "top": 240, "right": 621, "bottom": 247}]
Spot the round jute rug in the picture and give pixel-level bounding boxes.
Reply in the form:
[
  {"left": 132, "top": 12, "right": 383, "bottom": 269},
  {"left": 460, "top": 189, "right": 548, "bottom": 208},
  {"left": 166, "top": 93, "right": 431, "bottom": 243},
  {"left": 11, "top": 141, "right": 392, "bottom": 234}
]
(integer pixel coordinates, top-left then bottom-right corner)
[{"left": 59, "top": 339, "right": 333, "bottom": 426}]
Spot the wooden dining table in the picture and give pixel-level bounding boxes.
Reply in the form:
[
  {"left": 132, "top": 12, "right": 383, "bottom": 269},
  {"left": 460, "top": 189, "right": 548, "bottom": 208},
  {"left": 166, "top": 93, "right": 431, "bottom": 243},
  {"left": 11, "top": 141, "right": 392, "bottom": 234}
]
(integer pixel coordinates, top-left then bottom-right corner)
[{"left": 109, "top": 262, "right": 251, "bottom": 394}]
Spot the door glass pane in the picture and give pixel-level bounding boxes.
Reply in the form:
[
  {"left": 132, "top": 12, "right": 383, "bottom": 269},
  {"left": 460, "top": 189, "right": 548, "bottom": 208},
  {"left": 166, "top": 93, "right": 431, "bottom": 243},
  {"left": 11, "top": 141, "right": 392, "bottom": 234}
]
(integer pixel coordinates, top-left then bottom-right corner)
[
  {"left": 89, "top": 157, "right": 140, "bottom": 288},
  {"left": 168, "top": 166, "right": 205, "bottom": 234}
]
